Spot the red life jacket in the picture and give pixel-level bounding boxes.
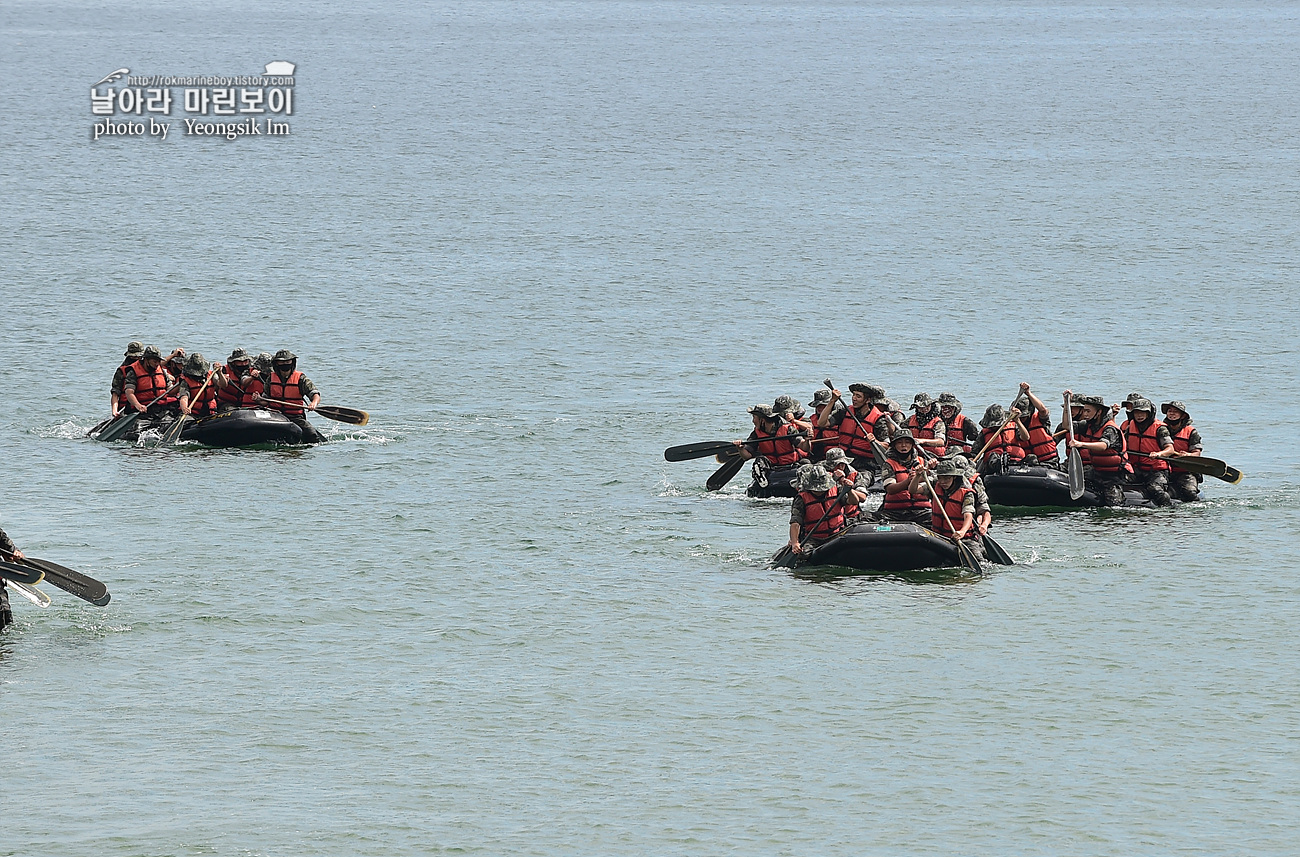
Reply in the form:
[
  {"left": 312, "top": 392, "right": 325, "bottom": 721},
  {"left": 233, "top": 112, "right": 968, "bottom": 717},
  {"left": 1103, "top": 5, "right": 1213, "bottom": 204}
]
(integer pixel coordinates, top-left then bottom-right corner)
[
  {"left": 1167, "top": 422, "right": 1198, "bottom": 472},
  {"left": 181, "top": 375, "right": 216, "bottom": 416},
  {"left": 828, "top": 465, "right": 861, "bottom": 518},
  {"left": 944, "top": 413, "right": 973, "bottom": 454},
  {"left": 836, "top": 406, "right": 883, "bottom": 461},
  {"left": 266, "top": 370, "right": 305, "bottom": 416},
  {"left": 798, "top": 488, "right": 845, "bottom": 540},
  {"left": 752, "top": 423, "right": 804, "bottom": 466},
  {"left": 1124, "top": 418, "right": 1170, "bottom": 472},
  {"left": 907, "top": 413, "right": 946, "bottom": 456},
  {"left": 1077, "top": 418, "right": 1127, "bottom": 473},
  {"left": 978, "top": 424, "right": 1025, "bottom": 461},
  {"left": 215, "top": 364, "right": 247, "bottom": 408},
  {"left": 1022, "top": 411, "right": 1059, "bottom": 463},
  {"left": 880, "top": 455, "right": 931, "bottom": 513},
  {"left": 930, "top": 483, "right": 975, "bottom": 540},
  {"left": 127, "top": 359, "right": 171, "bottom": 406}
]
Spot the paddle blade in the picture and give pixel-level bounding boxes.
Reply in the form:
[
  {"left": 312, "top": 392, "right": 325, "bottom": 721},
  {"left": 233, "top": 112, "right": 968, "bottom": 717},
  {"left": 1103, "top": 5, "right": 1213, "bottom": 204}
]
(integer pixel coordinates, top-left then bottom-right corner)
[
  {"left": 315, "top": 405, "right": 368, "bottom": 426},
  {"left": 1165, "top": 454, "right": 1227, "bottom": 478},
  {"left": 1219, "top": 466, "right": 1244, "bottom": 485},
  {"left": 8, "top": 580, "right": 51, "bottom": 608},
  {"left": 21, "top": 557, "right": 110, "bottom": 606},
  {"left": 706, "top": 455, "right": 746, "bottom": 491},
  {"left": 1, "top": 560, "right": 45, "bottom": 585},
  {"left": 956, "top": 540, "right": 983, "bottom": 575},
  {"left": 665, "top": 440, "right": 738, "bottom": 462},
  {"left": 1067, "top": 448, "right": 1085, "bottom": 500},
  {"left": 981, "top": 534, "right": 1015, "bottom": 566},
  {"left": 157, "top": 415, "right": 190, "bottom": 446},
  {"left": 96, "top": 412, "right": 140, "bottom": 442}
]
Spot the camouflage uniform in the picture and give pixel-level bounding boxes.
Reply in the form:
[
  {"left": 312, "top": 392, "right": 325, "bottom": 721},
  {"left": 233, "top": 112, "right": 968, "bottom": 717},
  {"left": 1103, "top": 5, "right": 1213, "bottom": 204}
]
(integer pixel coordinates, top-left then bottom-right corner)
[
  {"left": 1073, "top": 416, "right": 1127, "bottom": 506},
  {"left": 1124, "top": 401, "right": 1175, "bottom": 507},
  {"left": 0, "top": 526, "right": 15, "bottom": 631},
  {"left": 1162, "top": 401, "right": 1204, "bottom": 502}
]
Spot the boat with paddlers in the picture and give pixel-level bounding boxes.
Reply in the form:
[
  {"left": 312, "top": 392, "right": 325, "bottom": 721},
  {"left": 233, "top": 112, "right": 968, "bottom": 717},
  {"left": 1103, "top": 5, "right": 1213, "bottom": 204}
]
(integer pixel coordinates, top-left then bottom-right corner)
[{"left": 771, "top": 521, "right": 1008, "bottom": 576}]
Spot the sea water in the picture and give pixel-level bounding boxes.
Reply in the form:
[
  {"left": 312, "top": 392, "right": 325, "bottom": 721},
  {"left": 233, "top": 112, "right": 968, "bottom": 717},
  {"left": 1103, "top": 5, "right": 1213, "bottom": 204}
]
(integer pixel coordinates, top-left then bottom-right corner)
[{"left": 2, "top": 2, "right": 1298, "bottom": 854}]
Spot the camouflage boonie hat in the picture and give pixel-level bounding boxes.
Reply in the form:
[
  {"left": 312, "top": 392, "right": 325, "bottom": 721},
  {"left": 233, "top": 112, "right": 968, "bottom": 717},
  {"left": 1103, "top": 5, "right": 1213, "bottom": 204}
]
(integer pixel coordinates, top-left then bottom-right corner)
[
  {"left": 124, "top": 340, "right": 144, "bottom": 357},
  {"left": 1121, "top": 392, "right": 1146, "bottom": 407},
  {"left": 937, "top": 392, "right": 962, "bottom": 409},
  {"left": 934, "top": 459, "right": 966, "bottom": 477},
  {"left": 254, "top": 352, "right": 273, "bottom": 373},
  {"left": 823, "top": 447, "right": 850, "bottom": 468},
  {"left": 910, "top": 393, "right": 935, "bottom": 411},
  {"left": 1012, "top": 394, "right": 1031, "bottom": 413},
  {"left": 273, "top": 349, "right": 296, "bottom": 363},
  {"left": 807, "top": 389, "right": 833, "bottom": 408},
  {"left": 748, "top": 404, "right": 777, "bottom": 420},
  {"left": 142, "top": 345, "right": 163, "bottom": 360},
  {"left": 980, "top": 403, "right": 1007, "bottom": 428},
  {"left": 773, "top": 395, "right": 797, "bottom": 412},
  {"left": 890, "top": 428, "right": 915, "bottom": 445},
  {"left": 797, "top": 464, "right": 837, "bottom": 493},
  {"left": 1130, "top": 397, "right": 1155, "bottom": 413},
  {"left": 848, "top": 383, "right": 885, "bottom": 399},
  {"left": 183, "top": 352, "right": 210, "bottom": 378},
  {"left": 1077, "top": 395, "right": 1105, "bottom": 409},
  {"left": 1161, "top": 400, "right": 1190, "bottom": 418},
  {"left": 228, "top": 347, "right": 251, "bottom": 363}
]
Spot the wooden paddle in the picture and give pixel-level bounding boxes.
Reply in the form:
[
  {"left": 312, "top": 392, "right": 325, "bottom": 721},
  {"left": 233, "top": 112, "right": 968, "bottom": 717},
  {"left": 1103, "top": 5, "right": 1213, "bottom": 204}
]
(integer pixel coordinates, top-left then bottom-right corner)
[
  {"left": 159, "top": 370, "right": 217, "bottom": 446},
  {"left": 6, "top": 579, "right": 50, "bottom": 608},
  {"left": 257, "top": 397, "right": 369, "bottom": 426},
  {"left": 914, "top": 465, "right": 982, "bottom": 575},
  {"left": 1063, "top": 392, "right": 1085, "bottom": 500}
]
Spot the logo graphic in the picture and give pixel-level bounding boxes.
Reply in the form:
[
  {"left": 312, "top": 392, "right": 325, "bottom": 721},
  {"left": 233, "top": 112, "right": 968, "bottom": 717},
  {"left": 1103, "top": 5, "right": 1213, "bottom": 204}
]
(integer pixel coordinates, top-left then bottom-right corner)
[
  {"left": 94, "top": 68, "right": 130, "bottom": 86},
  {"left": 264, "top": 61, "right": 295, "bottom": 75}
]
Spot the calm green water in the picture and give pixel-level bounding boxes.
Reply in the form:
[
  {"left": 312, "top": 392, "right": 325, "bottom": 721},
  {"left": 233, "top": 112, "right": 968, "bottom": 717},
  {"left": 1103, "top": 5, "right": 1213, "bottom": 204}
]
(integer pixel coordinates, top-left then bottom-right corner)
[{"left": 3, "top": 2, "right": 1299, "bottom": 854}]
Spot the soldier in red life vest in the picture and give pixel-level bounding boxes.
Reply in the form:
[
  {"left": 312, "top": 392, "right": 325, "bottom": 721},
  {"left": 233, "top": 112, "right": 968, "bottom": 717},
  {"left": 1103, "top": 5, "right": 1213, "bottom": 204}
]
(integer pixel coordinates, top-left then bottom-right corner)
[
  {"left": 823, "top": 447, "right": 871, "bottom": 523},
  {"left": 1065, "top": 392, "right": 1129, "bottom": 506},
  {"left": 164, "top": 348, "right": 186, "bottom": 382},
  {"left": 937, "top": 393, "right": 977, "bottom": 456},
  {"left": 806, "top": 389, "right": 842, "bottom": 462},
  {"left": 975, "top": 404, "right": 1028, "bottom": 474},
  {"left": 819, "top": 383, "right": 890, "bottom": 477},
  {"left": 122, "top": 345, "right": 178, "bottom": 417},
  {"left": 907, "top": 458, "right": 984, "bottom": 559},
  {"left": 735, "top": 404, "right": 809, "bottom": 468},
  {"left": 786, "top": 464, "right": 851, "bottom": 555},
  {"left": 873, "top": 430, "right": 932, "bottom": 524},
  {"left": 110, "top": 340, "right": 145, "bottom": 417},
  {"left": 906, "top": 393, "right": 947, "bottom": 455},
  {"left": 773, "top": 395, "right": 810, "bottom": 431},
  {"left": 1011, "top": 382, "right": 1060, "bottom": 467},
  {"left": 255, "top": 350, "right": 324, "bottom": 443},
  {"left": 953, "top": 453, "right": 994, "bottom": 536},
  {"left": 1121, "top": 397, "right": 1175, "bottom": 506},
  {"left": 1115, "top": 392, "right": 1147, "bottom": 426},
  {"left": 1160, "top": 401, "right": 1204, "bottom": 502},
  {"left": 177, "top": 353, "right": 217, "bottom": 418},
  {"left": 213, "top": 348, "right": 255, "bottom": 412}
]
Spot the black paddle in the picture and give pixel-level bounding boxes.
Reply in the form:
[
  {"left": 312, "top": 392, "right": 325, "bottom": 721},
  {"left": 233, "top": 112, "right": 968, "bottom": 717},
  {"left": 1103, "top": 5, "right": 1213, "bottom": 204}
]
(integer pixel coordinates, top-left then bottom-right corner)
[
  {"left": 256, "top": 397, "right": 369, "bottom": 426},
  {"left": 0, "top": 560, "right": 44, "bottom": 585},
  {"left": 666, "top": 433, "right": 813, "bottom": 463},
  {"left": 5, "top": 553, "right": 110, "bottom": 606},
  {"left": 1128, "top": 452, "right": 1242, "bottom": 484},
  {"left": 97, "top": 380, "right": 185, "bottom": 442},
  {"left": 159, "top": 370, "right": 217, "bottom": 447},
  {"left": 1063, "top": 392, "right": 1085, "bottom": 500},
  {"left": 706, "top": 454, "right": 746, "bottom": 491}
]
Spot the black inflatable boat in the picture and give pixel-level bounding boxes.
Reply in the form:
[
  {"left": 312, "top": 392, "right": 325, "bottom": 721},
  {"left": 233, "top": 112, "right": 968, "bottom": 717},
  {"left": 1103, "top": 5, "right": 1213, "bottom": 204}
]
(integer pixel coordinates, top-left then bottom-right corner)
[
  {"left": 983, "top": 464, "right": 1153, "bottom": 509},
  {"left": 772, "top": 521, "right": 974, "bottom": 574},
  {"left": 181, "top": 409, "right": 303, "bottom": 447}
]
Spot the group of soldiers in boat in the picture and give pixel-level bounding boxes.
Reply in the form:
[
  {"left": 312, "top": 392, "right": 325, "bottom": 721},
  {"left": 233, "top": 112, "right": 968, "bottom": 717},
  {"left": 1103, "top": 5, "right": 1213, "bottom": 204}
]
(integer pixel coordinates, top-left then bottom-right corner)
[
  {"left": 109, "top": 340, "right": 325, "bottom": 443},
  {"left": 730, "top": 382, "right": 1207, "bottom": 561}
]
